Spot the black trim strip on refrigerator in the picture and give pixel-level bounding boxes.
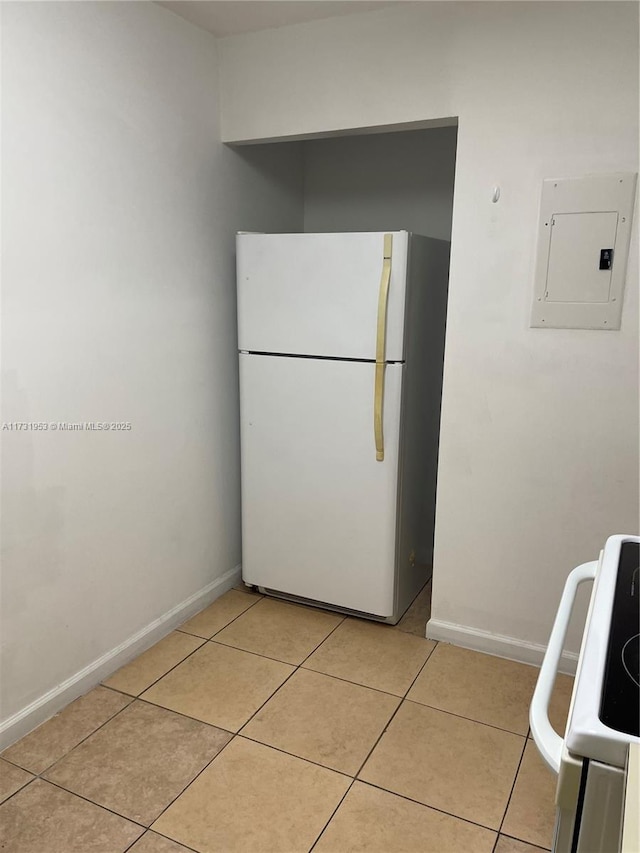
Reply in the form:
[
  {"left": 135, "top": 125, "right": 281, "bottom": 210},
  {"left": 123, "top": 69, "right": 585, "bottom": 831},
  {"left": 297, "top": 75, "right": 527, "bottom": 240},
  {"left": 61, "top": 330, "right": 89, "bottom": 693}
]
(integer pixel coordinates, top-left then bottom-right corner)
[
  {"left": 570, "top": 758, "right": 590, "bottom": 853},
  {"left": 240, "top": 350, "right": 404, "bottom": 364}
]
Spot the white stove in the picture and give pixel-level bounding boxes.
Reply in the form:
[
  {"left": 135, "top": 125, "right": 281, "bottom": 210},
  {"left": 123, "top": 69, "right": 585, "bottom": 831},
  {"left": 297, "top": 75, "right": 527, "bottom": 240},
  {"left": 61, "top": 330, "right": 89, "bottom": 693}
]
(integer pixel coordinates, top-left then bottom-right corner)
[{"left": 531, "top": 534, "right": 639, "bottom": 853}]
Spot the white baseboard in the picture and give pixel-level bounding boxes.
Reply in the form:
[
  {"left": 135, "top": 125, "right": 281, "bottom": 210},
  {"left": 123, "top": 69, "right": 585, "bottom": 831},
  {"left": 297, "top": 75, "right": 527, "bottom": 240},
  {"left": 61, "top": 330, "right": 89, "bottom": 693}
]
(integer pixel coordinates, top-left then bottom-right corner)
[
  {"left": 425, "top": 618, "right": 579, "bottom": 675},
  {"left": 0, "top": 564, "right": 242, "bottom": 751}
]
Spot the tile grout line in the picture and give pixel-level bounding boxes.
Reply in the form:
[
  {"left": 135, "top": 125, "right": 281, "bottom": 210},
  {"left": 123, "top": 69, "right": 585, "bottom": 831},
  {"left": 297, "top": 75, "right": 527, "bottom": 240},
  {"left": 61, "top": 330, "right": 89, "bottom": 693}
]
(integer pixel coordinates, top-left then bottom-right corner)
[
  {"left": 38, "top": 776, "right": 151, "bottom": 831},
  {"left": 499, "top": 831, "right": 551, "bottom": 852},
  {"left": 491, "top": 829, "right": 501, "bottom": 853},
  {"left": 206, "top": 636, "right": 331, "bottom": 669},
  {"left": 355, "top": 777, "right": 505, "bottom": 837},
  {"left": 101, "top": 683, "right": 140, "bottom": 699},
  {"left": 353, "top": 639, "right": 439, "bottom": 781},
  {"left": 401, "top": 697, "right": 532, "bottom": 738},
  {"left": 0, "top": 754, "right": 37, "bottom": 773},
  {"left": 176, "top": 589, "right": 265, "bottom": 642},
  {"left": 370, "top": 634, "right": 529, "bottom": 847},
  {"left": 496, "top": 731, "right": 529, "bottom": 840},
  {"left": 144, "top": 732, "right": 239, "bottom": 835},
  {"left": 102, "top": 640, "right": 207, "bottom": 700},
  {"left": 353, "top": 699, "right": 404, "bottom": 781},
  {"left": 308, "top": 778, "right": 357, "bottom": 852},
  {"left": 305, "top": 638, "right": 442, "bottom": 852},
  {"left": 297, "top": 664, "right": 409, "bottom": 699},
  {"left": 235, "top": 613, "right": 348, "bottom": 736},
  {"left": 0, "top": 775, "right": 36, "bottom": 809},
  {"left": 133, "top": 694, "right": 235, "bottom": 735},
  {"left": 295, "top": 613, "right": 348, "bottom": 666},
  {"left": 121, "top": 829, "right": 201, "bottom": 853},
  {"left": 306, "top": 618, "right": 436, "bottom": 853},
  {"left": 402, "top": 634, "right": 439, "bottom": 694},
  {"left": 234, "top": 733, "right": 353, "bottom": 780}
]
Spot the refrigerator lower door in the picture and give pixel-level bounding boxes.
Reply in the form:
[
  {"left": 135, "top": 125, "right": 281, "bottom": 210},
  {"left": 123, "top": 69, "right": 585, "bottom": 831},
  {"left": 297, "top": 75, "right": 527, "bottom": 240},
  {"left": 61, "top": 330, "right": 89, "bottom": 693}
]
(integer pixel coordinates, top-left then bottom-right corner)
[{"left": 239, "top": 353, "right": 403, "bottom": 617}]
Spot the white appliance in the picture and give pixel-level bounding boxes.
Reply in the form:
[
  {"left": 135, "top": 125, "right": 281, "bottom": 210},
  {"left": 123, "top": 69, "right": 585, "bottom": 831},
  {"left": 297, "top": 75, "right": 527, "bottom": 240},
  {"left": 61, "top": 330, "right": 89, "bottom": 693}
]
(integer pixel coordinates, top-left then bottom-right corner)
[
  {"left": 236, "top": 231, "right": 450, "bottom": 622},
  {"left": 530, "top": 535, "right": 640, "bottom": 852}
]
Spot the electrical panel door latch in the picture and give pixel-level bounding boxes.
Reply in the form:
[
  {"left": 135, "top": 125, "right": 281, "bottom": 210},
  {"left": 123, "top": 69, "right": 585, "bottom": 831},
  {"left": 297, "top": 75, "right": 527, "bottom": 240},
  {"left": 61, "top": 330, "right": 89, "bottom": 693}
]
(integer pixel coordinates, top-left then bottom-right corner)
[{"left": 599, "top": 248, "right": 613, "bottom": 270}]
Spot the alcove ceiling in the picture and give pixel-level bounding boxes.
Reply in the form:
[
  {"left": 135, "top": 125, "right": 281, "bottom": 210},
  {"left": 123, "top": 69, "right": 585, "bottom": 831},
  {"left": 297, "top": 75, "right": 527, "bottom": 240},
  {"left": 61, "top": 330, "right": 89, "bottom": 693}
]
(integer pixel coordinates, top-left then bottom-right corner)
[{"left": 158, "top": 1, "right": 405, "bottom": 37}]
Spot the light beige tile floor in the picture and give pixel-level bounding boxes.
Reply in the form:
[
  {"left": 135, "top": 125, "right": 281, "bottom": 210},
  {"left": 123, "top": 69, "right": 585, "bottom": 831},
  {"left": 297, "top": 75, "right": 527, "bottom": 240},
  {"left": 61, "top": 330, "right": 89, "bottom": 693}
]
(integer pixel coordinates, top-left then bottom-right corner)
[
  {"left": 0, "top": 586, "right": 559, "bottom": 852},
  {"left": 213, "top": 596, "right": 343, "bottom": 664},
  {"left": 153, "top": 737, "right": 350, "bottom": 853},
  {"left": 178, "top": 587, "right": 262, "bottom": 639},
  {"left": 43, "top": 700, "right": 231, "bottom": 825},
  {"left": 304, "top": 616, "right": 436, "bottom": 695},
  {"left": 2, "top": 686, "right": 131, "bottom": 774},
  {"left": 242, "top": 667, "right": 400, "bottom": 774},
  {"left": 0, "top": 779, "right": 143, "bottom": 853},
  {"left": 104, "top": 632, "right": 205, "bottom": 697},
  {"left": 360, "top": 700, "right": 524, "bottom": 829},
  {"left": 313, "top": 781, "right": 496, "bottom": 852},
  {"left": 407, "top": 642, "right": 539, "bottom": 734},
  {"left": 141, "top": 640, "right": 294, "bottom": 731}
]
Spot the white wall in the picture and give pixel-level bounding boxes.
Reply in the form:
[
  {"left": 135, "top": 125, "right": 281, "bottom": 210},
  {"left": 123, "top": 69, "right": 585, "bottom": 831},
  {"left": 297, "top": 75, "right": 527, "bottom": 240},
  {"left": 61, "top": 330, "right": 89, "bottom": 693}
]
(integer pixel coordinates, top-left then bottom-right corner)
[
  {"left": 0, "top": 1, "right": 303, "bottom": 740},
  {"left": 219, "top": 2, "right": 639, "bottom": 659},
  {"left": 303, "top": 127, "right": 457, "bottom": 238}
]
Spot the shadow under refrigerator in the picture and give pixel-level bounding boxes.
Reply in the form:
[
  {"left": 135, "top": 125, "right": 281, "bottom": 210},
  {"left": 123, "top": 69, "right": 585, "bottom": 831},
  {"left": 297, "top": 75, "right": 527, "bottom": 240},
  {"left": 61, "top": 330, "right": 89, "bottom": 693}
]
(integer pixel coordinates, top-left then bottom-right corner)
[{"left": 236, "top": 231, "right": 450, "bottom": 623}]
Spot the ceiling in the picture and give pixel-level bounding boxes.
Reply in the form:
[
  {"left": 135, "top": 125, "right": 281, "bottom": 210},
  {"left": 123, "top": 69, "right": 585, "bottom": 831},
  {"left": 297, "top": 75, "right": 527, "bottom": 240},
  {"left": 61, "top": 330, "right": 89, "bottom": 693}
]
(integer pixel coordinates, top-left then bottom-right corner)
[{"left": 158, "top": 1, "right": 401, "bottom": 38}]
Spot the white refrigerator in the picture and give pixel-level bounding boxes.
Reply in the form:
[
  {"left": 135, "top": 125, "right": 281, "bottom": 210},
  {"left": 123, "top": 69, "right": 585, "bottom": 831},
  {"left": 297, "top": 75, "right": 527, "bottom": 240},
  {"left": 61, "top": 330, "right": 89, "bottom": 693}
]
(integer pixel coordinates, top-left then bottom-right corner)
[{"left": 237, "top": 230, "right": 450, "bottom": 623}]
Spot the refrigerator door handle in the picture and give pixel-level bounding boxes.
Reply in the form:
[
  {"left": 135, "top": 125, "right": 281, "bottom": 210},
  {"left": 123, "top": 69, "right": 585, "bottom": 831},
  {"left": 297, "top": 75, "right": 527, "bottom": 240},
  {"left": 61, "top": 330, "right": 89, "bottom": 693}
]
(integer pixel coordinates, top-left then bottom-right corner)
[{"left": 374, "top": 234, "right": 393, "bottom": 461}]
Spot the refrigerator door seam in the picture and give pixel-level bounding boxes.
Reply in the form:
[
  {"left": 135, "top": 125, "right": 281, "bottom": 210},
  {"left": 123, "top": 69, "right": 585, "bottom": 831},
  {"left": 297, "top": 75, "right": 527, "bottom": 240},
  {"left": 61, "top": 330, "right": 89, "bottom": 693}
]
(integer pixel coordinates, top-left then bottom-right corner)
[{"left": 241, "top": 350, "right": 404, "bottom": 364}]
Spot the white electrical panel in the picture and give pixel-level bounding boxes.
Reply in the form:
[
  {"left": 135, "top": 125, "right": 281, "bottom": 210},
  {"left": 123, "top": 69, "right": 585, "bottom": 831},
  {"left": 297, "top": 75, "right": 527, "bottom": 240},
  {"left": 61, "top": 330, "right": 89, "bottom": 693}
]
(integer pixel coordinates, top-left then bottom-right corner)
[{"left": 531, "top": 173, "right": 636, "bottom": 330}]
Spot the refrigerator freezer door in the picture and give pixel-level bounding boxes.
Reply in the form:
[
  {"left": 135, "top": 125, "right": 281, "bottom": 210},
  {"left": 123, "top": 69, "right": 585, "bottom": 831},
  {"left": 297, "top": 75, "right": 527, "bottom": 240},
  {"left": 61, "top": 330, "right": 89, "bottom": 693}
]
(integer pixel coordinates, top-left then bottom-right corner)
[
  {"left": 239, "top": 353, "right": 402, "bottom": 616},
  {"left": 237, "top": 232, "right": 409, "bottom": 361}
]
